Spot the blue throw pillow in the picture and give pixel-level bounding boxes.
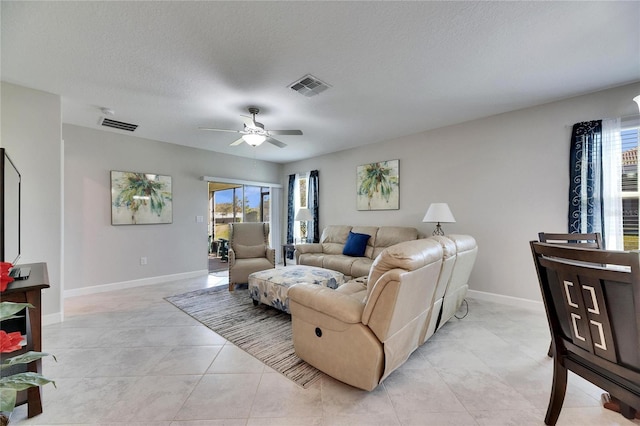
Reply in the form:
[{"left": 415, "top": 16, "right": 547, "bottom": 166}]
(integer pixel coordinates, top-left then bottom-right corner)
[{"left": 343, "top": 231, "right": 370, "bottom": 257}]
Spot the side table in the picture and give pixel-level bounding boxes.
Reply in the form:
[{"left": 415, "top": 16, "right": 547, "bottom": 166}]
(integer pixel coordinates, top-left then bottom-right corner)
[{"left": 282, "top": 243, "right": 295, "bottom": 266}]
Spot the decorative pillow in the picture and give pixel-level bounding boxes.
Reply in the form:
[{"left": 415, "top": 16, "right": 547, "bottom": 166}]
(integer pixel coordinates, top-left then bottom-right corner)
[
  {"left": 234, "top": 244, "right": 266, "bottom": 259},
  {"left": 342, "top": 231, "right": 370, "bottom": 257}
]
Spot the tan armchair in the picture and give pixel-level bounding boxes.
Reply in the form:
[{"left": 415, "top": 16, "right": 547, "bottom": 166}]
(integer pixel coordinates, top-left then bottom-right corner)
[
  {"left": 228, "top": 222, "right": 275, "bottom": 291},
  {"left": 288, "top": 238, "right": 445, "bottom": 391}
]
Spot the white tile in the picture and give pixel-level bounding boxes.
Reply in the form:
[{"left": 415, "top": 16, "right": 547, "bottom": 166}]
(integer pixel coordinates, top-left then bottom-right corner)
[
  {"left": 150, "top": 345, "right": 223, "bottom": 375},
  {"left": 174, "top": 373, "right": 261, "bottom": 420},
  {"left": 320, "top": 376, "right": 395, "bottom": 417},
  {"left": 250, "top": 371, "right": 323, "bottom": 418},
  {"left": 207, "top": 344, "right": 266, "bottom": 374}
]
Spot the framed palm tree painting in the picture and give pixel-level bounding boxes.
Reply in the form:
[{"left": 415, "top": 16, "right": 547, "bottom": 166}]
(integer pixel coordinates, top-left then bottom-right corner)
[
  {"left": 111, "top": 171, "right": 173, "bottom": 225},
  {"left": 356, "top": 159, "right": 399, "bottom": 210}
]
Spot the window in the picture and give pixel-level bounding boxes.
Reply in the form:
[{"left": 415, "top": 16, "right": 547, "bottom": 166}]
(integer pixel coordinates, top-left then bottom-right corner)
[
  {"left": 621, "top": 123, "right": 639, "bottom": 250},
  {"left": 293, "top": 175, "right": 307, "bottom": 242}
]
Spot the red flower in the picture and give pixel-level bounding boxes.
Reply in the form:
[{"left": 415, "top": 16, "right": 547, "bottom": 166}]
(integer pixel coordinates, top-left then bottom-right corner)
[
  {"left": 0, "top": 262, "right": 14, "bottom": 292},
  {"left": 0, "top": 330, "right": 24, "bottom": 353}
]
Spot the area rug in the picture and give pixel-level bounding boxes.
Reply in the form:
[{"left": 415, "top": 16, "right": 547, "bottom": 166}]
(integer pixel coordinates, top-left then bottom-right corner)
[{"left": 164, "top": 286, "right": 322, "bottom": 388}]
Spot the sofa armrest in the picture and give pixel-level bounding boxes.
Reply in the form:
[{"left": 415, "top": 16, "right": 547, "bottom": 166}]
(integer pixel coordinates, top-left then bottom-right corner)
[
  {"left": 294, "top": 243, "right": 323, "bottom": 263},
  {"left": 288, "top": 283, "right": 364, "bottom": 324}
]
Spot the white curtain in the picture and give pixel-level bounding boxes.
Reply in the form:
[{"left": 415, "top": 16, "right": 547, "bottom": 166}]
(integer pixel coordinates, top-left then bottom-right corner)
[
  {"left": 270, "top": 187, "right": 283, "bottom": 264},
  {"left": 293, "top": 174, "right": 302, "bottom": 242},
  {"left": 602, "top": 118, "right": 623, "bottom": 250}
]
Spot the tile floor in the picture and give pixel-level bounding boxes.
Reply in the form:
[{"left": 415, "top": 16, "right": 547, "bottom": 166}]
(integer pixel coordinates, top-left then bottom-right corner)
[{"left": 9, "top": 272, "right": 640, "bottom": 426}]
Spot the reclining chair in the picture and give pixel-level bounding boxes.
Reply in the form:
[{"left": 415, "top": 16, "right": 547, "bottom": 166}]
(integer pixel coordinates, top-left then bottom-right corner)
[
  {"left": 228, "top": 222, "right": 275, "bottom": 291},
  {"left": 288, "top": 238, "right": 444, "bottom": 391}
]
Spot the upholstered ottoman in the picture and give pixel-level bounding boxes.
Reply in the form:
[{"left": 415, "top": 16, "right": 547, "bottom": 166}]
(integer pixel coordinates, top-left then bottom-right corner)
[{"left": 248, "top": 265, "right": 344, "bottom": 313}]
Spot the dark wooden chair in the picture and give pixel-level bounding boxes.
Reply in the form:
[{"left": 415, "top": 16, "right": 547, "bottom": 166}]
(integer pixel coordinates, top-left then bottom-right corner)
[
  {"left": 530, "top": 242, "right": 640, "bottom": 425},
  {"left": 538, "top": 232, "right": 604, "bottom": 357}
]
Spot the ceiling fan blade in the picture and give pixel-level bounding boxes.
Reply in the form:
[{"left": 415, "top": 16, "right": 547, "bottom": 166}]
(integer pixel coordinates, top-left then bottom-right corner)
[
  {"left": 230, "top": 138, "right": 245, "bottom": 146},
  {"left": 266, "top": 137, "right": 287, "bottom": 148},
  {"left": 199, "top": 127, "right": 242, "bottom": 134},
  {"left": 241, "top": 115, "right": 257, "bottom": 129},
  {"left": 268, "top": 129, "right": 303, "bottom": 136}
]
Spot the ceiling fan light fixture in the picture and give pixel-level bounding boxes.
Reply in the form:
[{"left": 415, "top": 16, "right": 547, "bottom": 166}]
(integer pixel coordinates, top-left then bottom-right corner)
[{"left": 242, "top": 133, "right": 266, "bottom": 146}]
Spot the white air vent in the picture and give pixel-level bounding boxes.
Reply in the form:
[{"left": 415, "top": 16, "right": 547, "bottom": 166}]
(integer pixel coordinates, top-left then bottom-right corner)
[
  {"left": 98, "top": 117, "right": 138, "bottom": 132},
  {"left": 289, "top": 74, "right": 330, "bottom": 97}
]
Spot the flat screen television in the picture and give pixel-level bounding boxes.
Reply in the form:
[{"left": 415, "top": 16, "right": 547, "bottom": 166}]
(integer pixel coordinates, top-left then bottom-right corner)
[{"left": 1, "top": 147, "right": 21, "bottom": 266}]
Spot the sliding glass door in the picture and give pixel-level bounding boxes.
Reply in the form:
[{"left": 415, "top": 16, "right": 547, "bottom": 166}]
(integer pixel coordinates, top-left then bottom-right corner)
[{"left": 208, "top": 182, "right": 270, "bottom": 253}]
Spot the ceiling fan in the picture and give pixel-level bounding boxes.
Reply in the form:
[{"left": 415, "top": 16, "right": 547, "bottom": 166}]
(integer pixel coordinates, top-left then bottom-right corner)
[{"left": 199, "top": 107, "right": 302, "bottom": 148}]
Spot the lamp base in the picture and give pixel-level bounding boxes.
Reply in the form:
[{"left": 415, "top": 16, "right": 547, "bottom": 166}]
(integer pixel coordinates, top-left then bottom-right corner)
[{"left": 432, "top": 223, "right": 445, "bottom": 236}]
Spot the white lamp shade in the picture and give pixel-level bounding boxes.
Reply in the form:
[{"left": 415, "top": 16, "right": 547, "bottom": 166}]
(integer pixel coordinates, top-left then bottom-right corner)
[
  {"left": 634, "top": 95, "right": 640, "bottom": 113},
  {"left": 422, "top": 203, "right": 456, "bottom": 223},
  {"left": 295, "top": 208, "right": 313, "bottom": 221},
  {"left": 242, "top": 133, "right": 266, "bottom": 146}
]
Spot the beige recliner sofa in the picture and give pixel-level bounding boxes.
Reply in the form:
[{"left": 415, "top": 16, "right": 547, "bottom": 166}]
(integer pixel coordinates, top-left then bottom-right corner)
[
  {"left": 294, "top": 225, "right": 419, "bottom": 279},
  {"left": 288, "top": 234, "right": 478, "bottom": 391}
]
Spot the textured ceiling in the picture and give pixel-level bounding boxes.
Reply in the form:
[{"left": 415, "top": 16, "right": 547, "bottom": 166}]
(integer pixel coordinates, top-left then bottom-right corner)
[{"left": 2, "top": 1, "right": 639, "bottom": 163}]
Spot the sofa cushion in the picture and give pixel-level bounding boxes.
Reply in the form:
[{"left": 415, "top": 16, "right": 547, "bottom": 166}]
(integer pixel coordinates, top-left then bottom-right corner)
[
  {"left": 297, "top": 253, "right": 325, "bottom": 268},
  {"left": 324, "top": 255, "right": 358, "bottom": 276},
  {"left": 234, "top": 244, "right": 266, "bottom": 259},
  {"left": 343, "top": 231, "right": 371, "bottom": 257},
  {"left": 372, "top": 227, "right": 419, "bottom": 258},
  {"left": 321, "top": 225, "right": 352, "bottom": 255},
  {"left": 351, "top": 258, "right": 374, "bottom": 278}
]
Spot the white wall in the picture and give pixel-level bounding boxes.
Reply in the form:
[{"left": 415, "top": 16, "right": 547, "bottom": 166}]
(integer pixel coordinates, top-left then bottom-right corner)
[
  {"left": 1, "top": 82, "right": 63, "bottom": 321},
  {"left": 63, "top": 124, "right": 281, "bottom": 294},
  {"left": 282, "top": 82, "right": 640, "bottom": 303}
]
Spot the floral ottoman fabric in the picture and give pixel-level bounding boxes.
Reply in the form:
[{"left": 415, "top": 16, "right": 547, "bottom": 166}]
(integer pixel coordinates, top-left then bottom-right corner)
[{"left": 249, "top": 265, "right": 345, "bottom": 313}]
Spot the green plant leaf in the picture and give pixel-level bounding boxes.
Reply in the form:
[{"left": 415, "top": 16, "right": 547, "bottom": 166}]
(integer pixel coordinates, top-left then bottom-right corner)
[
  {"left": 0, "top": 302, "right": 34, "bottom": 321},
  {"left": 0, "top": 351, "right": 55, "bottom": 369},
  {"left": 0, "top": 387, "right": 17, "bottom": 412},
  {"left": 0, "top": 372, "right": 56, "bottom": 391}
]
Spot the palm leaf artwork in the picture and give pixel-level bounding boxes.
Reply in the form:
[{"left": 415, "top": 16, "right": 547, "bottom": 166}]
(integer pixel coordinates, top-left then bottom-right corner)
[
  {"left": 357, "top": 160, "right": 399, "bottom": 210},
  {"left": 111, "top": 172, "right": 172, "bottom": 224}
]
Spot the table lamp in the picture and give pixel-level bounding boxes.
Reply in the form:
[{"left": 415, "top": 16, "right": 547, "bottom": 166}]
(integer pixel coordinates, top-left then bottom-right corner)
[
  {"left": 423, "top": 203, "right": 456, "bottom": 236},
  {"left": 295, "top": 208, "right": 313, "bottom": 243}
]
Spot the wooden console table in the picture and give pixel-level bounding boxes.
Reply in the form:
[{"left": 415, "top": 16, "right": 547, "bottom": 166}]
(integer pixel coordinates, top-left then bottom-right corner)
[{"left": 1, "top": 262, "right": 49, "bottom": 418}]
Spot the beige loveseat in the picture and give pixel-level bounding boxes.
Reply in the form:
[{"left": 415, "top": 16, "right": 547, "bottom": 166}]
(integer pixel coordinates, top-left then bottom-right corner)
[
  {"left": 294, "top": 225, "right": 419, "bottom": 279},
  {"left": 288, "top": 234, "right": 477, "bottom": 391}
]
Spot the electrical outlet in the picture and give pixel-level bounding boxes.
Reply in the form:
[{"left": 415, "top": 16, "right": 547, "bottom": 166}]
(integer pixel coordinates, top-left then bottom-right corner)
[
  {"left": 196, "top": 215, "right": 204, "bottom": 223},
  {"left": 140, "top": 257, "right": 147, "bottom": 265}
]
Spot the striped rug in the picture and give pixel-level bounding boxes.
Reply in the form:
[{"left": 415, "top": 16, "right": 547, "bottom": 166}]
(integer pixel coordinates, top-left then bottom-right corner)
[{"left": 165, "top": 286, "right": 322, "bottom": 388}]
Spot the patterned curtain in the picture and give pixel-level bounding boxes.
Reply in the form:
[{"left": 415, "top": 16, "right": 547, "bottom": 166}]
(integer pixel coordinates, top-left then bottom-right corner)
[
  {"left": 568, "top": 120, "right": 603, "bottom": 237},
  {"left": 286, "top": 174, "right": 296, "bottom": 250},
  {"left": 308, "top": 170, "right": 319, "bottom": 243}
]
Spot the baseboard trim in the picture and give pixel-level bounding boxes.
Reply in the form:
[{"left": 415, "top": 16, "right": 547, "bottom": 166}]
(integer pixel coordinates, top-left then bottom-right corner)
[
  {"left": 467, "top": 289, "right": 544, "bottom": 312},
  {"left": 63, "top": 270, "right": 209, "bottom": 298},
  {"left": 42, "top": 312, "right": 63, "bottom": 326}
]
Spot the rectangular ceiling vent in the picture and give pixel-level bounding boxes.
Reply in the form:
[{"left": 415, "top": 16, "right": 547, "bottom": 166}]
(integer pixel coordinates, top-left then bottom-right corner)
[
  {"left": 289, "top": 74, "right": 331, "bottom": 97},
  {"left": 98, "top": 117, "right": 138, "bottom": 132}
]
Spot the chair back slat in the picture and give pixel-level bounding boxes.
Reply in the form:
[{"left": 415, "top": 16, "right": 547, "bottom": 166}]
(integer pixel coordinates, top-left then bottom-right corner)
[{"left": 538, "top": 232, "right": 603, "bottom": 249}]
